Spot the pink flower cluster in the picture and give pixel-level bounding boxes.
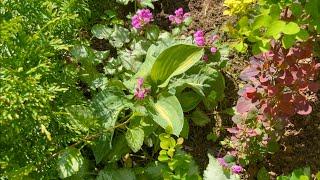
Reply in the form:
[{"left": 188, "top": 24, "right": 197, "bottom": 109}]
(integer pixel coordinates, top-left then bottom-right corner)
[
  {"left": 132, "top": 9, "right": 153, "bottom": 29},
  {"left": 217, "top": 158, "right": 243, "bottom": 174},
  {"left": 134, "top": 78, "right": 149, "bottom": 100},
  {"left": 193, "top": 30, "right": 219, "bottom": 54},
  {"left": 194, "top": 30, "right": 206, "bottom": 46},
  {"left": 168, "top": 8, "right": 190, "bottom": 25}
]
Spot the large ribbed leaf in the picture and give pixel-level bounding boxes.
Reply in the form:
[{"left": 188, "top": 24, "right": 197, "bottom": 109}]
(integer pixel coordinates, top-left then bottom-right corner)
[
  {"left": 150, "top": 44, "right": 204, "bottom": 87},
  {"left": 91, "top": 88, "right": 132, "bottom": 163},
  {"left": 148, "top": 95, "right": 184, "bottom": 136}
]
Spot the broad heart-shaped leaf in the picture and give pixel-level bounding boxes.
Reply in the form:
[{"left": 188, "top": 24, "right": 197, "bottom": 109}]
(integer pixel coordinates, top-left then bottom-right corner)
[
  {"left": 109, "top": 25, "right": 130, "bottom": 48},
  {"left": 150, "top": 44, "right": 204, "bottom": 87},
  {"left": 266, "top": 20, "right": 286, "bottom": 39},
  {"left": 97, "top": 168, "right": 136, "bottom": 180},
  {"left": 125, "top": 127, "right": 145, "bottom": 152},
  {"left": 148, "top": 95, "right": 184, "bottom": 136},
  {"left": 58, "top": 147, "right": 84, "bottom": 179},
  {"left": 91, "top": 88, "right": 132, "bottom": 163},
  {"left": 204, "top": 154, "right": 240, "bottom": 180},
  {"left": 283, "top": 22, "right": 300, "bottom": 35},
  {"left": 91, "top": 24, "right": 112, "bottom": 39}
]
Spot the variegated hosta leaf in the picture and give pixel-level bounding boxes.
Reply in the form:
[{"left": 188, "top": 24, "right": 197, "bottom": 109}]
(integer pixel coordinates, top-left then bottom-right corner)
[
  {"left": 148, "top": 95, "right": 184, "bottom": 136},
  {"left": 150, "top": 44, "right": 204, "bottom": 88}
]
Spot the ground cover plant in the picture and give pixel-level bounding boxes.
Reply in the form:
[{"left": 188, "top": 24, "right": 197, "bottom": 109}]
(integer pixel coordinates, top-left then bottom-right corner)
[{"left": 0, "top": 0, "right": 319, "bottom": 179}]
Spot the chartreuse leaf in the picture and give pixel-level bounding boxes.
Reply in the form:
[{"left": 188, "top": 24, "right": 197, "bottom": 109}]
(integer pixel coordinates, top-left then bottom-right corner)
[
  {"left": 148, "top": 95, "right": 184, "bottom": 136},
  {"left": 204, "top": 154, "right": 240, "bottom": 180},
  {"left": 283, "top": 22, "right": 300, "bottom": 35},
  {"left": 97, "top": 168, "right": 136, "bottom": 180},
  {"left": 58, "top": 147, "right": 84, "bottom": 179},
  {"left": 91, "top": 88, "right": 132, "bottom": 163},
  {"left": 252, "top": 15, "right": 272, "bottom": 30},
  {"left": 316, "top": 172, "right": 320, "bottom": 179},
  {"left": 266, "top": 20, "right": 286, "bottom": 39},
  {"left": 150, "top": 44, "right": 204, "bottom": 87},
  {"left": 125, "top": 127, "right": 145, "bottom": 152}
]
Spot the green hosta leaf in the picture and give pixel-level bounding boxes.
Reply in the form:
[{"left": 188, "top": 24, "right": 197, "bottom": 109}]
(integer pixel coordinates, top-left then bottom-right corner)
[
  {"left": 177, "top": 91, "right": 202, "bottom": 112},
  {"left": 125, "top": 127, "right": 145, "bottom": 153},
  {"left": 191, "top": 109, "right": 210, "bottom": 126},
  {"left": 252, "top": 15, "right": 272, "bottom": 30},
  {"left": 148, "top": 95, "right": 184, "bottom": 136},
  {"left": 283, "top": 22, "right": 300, "bottom": 35},
  {"left": 124, "top": 42, "right": 169, "bottom": 90},
  {"left": 150, "top": 44, "right": 204, "bottom": 87},
  {"left": 58, "top": 147, "right": 84, "bottom": 179},
  {"left": 92, "top": 24, "right": 112, "bottom": 39},
  {"left": 204, "top": 154, "right": 240, "bottom": 180},
  {"left": 266, "top": 20, "right": 286, "bottom": 39},
  {"left": 282, "top": 35, "right": 296, "bottom": 49},
  {"left": 97, "top": 168, "right": 136, "bottom": 180},
  {"left": 91, "top": 88, "right": 132, "bottom": 163}
]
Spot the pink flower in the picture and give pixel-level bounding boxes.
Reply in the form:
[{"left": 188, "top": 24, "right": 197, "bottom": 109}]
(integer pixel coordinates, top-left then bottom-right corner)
[
  {"left": 169, "top": 8, "right": 190, "bottom": 25},
  {"left": 134, "top": 78, "right": 149, "bottom": 100},
  {"left": 132, "top": 9, "right": 153, "bottom": 29},
  {"left": 217, "top": 158, "right": 228, "bottom": 168},
  {"left": 137, "top": 77, "right": 144, "bottom": 89},
  {"left": 210, "top": 47, "right": 217, "bottom": 54},
  {"left": 231, "top": 165, "right": 243, "bottom": 174},
  {"left": 194, "top": 30, "right": 205, "bottom": 46},
  {"left": 134, "top": 88, "right": 148, "bottom": 100}
]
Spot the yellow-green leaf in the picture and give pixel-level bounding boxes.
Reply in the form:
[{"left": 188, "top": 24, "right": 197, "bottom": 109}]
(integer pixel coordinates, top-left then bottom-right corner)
[
  {"left": 150, "top": 44, "right": 204, "bottom": 88},
  {"left": 148, "top": 95, "right": 184, "bottom": 136}
]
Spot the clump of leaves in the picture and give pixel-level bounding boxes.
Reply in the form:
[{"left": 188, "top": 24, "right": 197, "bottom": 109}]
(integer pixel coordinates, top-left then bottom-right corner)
[
  {"left": 225, "top": 41, "right": 319, "bottom": 164},
  {"left": 225, "top": 0, "right": 320, "bottom": 54}
]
